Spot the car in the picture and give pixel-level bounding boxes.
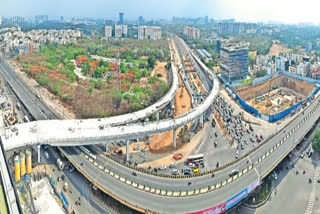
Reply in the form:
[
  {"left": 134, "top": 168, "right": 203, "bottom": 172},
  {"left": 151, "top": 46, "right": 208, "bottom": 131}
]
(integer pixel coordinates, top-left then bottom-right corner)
[
  {"left": 133, "top": 145, "right": 140, "bottom": 151},
  {"left": 241, "top": 143, "right": 244, "bottom": 150},
  {"left": 61, "top": 175, "right": 65, "bottom": 181},
  {"left": 69, "top": 166, "right": 75, "bottom": 173},
  {"left": 244, "top": 139, "right": 249, "bottom": 145},
  {"left": 132, "top": 172, "right": 137, "bottom": 176},
  {"left": 172, "top": 169, "right": 179, "bottom": 175},
  {"left": 300, "top": 153, "right": 305, "bottom": 159},
  {"left": 44, "top": 152, "right": 49, "bottom": 159},
  {"left": 308, "top": 151, "right": 313, "bottom": 158},
  {"left": 273, "top": 171, "right": 278, "bottom": 180},
  {"left": 141, "top": 148, "right": 146, "bottom": 153},
  {"left": 159, "top": 165, "right": 167, "bottom": 170},
  {"left": 170, "top": 163, "right": 177, "bottom": 168},
  {"left": 184, "top": 169, "right": 191, "bottom": 175},
  {"left": 235, "top": 150, "right": 239, "bottom": 159},
  {"left": 250, "top": 137, "right": 255, "bottom": 143},
  {"left": 318, "top": 176, "right": 320, "bottom": 183},
  {"left": 140, "top": 153, "right": 146, "bottom": 158},
  {"left": 213, "top": 141, "right": 218, "bottom": 147},
  {"left": 229, "top": 169, "right": 239, "bottom": 177}
]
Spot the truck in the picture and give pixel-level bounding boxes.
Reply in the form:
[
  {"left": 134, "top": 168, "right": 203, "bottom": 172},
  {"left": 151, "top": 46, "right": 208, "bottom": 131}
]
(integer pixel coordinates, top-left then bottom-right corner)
[
  {"left": 64, "top": 182, "right": 69, "bottom": 191},
  {"left": 56, "top": 158, "right": 65, "bottom": 171}
]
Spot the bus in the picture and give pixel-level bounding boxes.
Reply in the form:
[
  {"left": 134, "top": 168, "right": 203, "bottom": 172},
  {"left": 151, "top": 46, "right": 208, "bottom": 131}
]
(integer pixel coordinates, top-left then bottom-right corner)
[{"left": 187, "top": 154, "right": 204, "bottom": 164}]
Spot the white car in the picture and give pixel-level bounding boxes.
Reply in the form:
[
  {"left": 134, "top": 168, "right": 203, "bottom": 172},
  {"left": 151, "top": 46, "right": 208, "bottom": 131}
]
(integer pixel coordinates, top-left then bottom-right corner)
[
  {"left": 159, "top": 165, "right": 167, "bottom": 170},
  {"left": 273, "top": 171, "right": 278, "bottom": 180},
  {"left": 44, "top": 152, "right": 49, "bottom": 159},
  {"left": 133, "top": 145, "right": 140, "bottom": 151}
]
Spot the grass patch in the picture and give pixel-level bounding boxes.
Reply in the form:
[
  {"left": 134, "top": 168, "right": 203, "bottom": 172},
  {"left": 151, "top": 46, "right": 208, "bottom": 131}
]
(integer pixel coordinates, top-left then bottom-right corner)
[
  {"left": 246, "top": 175, "right": 272, "bottom": 205},
  {"left": 0, "top": 184, "right": 8, "bottom": 214}
]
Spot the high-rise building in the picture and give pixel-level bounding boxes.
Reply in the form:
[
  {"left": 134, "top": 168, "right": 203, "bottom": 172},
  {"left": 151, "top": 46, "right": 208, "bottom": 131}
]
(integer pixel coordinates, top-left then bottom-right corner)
[
  {"left": 0, "top": 16, "right": 2, "bottom": 25},
  {"left": 183, "top": 26, "right": 200, "bottom": 39},
  {"left": 220, "top": 42, "right": 249, "bottom": 83},
  {"left": 115, "top": 25, "right": 123, "bottom": 38},
  {"left": 104, "top": 26, "right": 112, "bottom": 39},
  {"left": 35, "top": 15, "right": 48, "bottom": 24},
  {"left": 138, "top": 16, "right": 144, "bottom": 25},
  {"left": 60, "top": 16, "right": 64, "bottom": 22},
  {"left": 121, "top": 25, "right": 128, "bottom": 37},
  {"left": 305, "top": 41, "right": 312, "bottom": 52},
  {"left": 138, "top": 26, "right": 161, "bottom": 40},
  {"left": 105, "top": 20, "right": 114, "bottom": 26},
  {"left": 119, "top": 12, "right": 124, "bottom": 25},
  {"left": 205, "top": 16, "right": 209, "bottom": 25}
]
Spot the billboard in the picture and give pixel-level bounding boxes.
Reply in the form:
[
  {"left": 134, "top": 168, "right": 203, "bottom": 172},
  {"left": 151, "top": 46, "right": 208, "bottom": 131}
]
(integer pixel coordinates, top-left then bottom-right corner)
[
  {"left": 226, "top": 188, "right": 248, "bottom": 210},
  {"left": 247, "top": 179, "right": 260, "bottom": 193},
  {"left": 184, "top": 202, "right": 226, "bottom": 214}
]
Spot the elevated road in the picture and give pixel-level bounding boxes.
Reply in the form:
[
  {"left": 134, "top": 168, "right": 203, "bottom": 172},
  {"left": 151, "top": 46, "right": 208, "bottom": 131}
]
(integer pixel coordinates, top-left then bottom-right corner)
[
  {"left": 1, "top": 36, "right": 320, "bottom": 213},
  {"left": 58, "top": 93, "right": 320, "bottom": 213},
  {"left": 0, "top": 140, "right": 19, "bottom": 214}
]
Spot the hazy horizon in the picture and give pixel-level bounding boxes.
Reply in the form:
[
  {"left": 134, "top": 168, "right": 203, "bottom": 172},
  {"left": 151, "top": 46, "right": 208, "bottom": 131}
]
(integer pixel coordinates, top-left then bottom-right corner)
[{"left": 1, "top": 0, "right": 320, "bottom": 24}]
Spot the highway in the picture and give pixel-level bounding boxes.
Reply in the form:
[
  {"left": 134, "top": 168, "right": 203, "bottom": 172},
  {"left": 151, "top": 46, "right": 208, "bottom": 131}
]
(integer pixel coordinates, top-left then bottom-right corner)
[
  {"left": 1, "top": 35, "right": 320, "bottom": 213},
  {"left": 59, "top": 88, "right": 320, "bottom": 213}
]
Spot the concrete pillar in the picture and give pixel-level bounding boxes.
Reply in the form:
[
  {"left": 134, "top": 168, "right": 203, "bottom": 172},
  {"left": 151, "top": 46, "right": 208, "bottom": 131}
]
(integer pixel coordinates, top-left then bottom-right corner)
[
  {"left": 200, "top": 114, "right": 204, "bottom": 126},
  {"left": 105, "top": 143, "right": 108, "bottom": 152},
  {"left": 157, "top": 111, "right": 160, "bottom": 121},
  {"left": 126, "top": 140, "right": 130, "bottom": 162},
  {"left": 173, "top": 129, "right": 177, "bottom": 148},
  {"left": 37, "top": 145, "right": 41, "bottom": 163}
]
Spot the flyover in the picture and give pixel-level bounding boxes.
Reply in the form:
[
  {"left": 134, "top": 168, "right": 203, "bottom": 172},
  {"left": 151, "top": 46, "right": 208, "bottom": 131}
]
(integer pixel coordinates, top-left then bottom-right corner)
[
  {"left": 1, "top": 35, "right": 320, "bottom": 213},
  {"left": 58, "top": 90, "right": 320, "bottom": 213}
]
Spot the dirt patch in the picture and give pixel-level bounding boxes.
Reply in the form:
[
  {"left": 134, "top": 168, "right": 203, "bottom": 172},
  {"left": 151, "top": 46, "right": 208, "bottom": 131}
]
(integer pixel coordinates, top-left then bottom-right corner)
[
  {"left": 235, "top": 75, "right": 315, "bottom": 115},
  {"left": 268, "top": 44, "right": 289, "bottom": 56},
  {"left": 151, "top": 61, "right": 168, "bottom": 83},
  {"left": 148, "top": 86, "right": 192, "bottom": 153}
]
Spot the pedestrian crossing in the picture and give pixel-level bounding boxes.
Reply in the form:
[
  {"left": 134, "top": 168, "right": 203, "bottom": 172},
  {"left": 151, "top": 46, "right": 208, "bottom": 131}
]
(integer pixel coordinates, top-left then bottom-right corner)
[{"left": 305, "top": 168, "right": 320, "bottom": 214}]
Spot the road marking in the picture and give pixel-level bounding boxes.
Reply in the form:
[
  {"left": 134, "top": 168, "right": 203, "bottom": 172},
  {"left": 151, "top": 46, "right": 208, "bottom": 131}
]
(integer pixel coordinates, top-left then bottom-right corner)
[{"left": 305, "top": 167, "right": 320, "bottom": 214}]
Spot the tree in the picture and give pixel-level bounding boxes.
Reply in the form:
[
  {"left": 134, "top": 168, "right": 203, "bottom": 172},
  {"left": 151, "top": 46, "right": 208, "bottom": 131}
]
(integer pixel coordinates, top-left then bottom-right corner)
[
  {"left": 256, "top": 70, "right": 268, "bottom": 78},
  {"left": 312, "top": 130, "right": 320, "bottom": 153},
  {"left": 249, "top": 55, "right": 255, "bottom": 67},
  {"left": 148, "top": 56, "right": 156, "bottom": 69}
]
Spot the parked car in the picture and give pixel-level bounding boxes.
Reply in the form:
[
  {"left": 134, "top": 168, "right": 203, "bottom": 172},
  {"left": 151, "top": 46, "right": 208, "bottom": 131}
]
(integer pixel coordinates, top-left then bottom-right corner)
[
  {"left": 169, "top": 163, "right": 177, "bottom": 168},
  {"left": 133, "top": 145, "right": 140, "bottom": 151},
  {"left": 172, "top": 169, "right": 179, "bottom": 175},
  {"left": 159, "top": 165, "right": 167, "bottom": 170}
]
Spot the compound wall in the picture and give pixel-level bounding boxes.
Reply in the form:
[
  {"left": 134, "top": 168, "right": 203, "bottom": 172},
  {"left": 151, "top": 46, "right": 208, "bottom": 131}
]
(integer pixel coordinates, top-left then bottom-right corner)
[{"left": 227, "top": 71, "right": 320, "bottom": 123}]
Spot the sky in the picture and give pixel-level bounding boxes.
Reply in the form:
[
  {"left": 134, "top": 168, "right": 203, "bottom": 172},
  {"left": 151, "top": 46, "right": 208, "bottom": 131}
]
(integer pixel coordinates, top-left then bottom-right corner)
[{"left": 0, "top": 0, "right": 319, "bottom": 24}]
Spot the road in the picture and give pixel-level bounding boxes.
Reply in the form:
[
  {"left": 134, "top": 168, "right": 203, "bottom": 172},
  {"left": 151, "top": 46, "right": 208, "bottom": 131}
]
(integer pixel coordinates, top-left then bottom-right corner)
[
  {"left": 57, "top": 92, "right": 320, "bottom": 213},
  {"left": 1, "top": 36, "right": 320, "bottom": 213}
]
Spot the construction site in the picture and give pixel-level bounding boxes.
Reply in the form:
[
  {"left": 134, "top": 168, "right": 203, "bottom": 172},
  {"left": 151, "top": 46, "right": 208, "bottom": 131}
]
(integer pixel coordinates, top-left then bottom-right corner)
[
  {"left": 235, "top": 74, "right": 315, "bottom": 115},
  {"left": 184, "top": 56, "right": 206, "bottom": 95}
]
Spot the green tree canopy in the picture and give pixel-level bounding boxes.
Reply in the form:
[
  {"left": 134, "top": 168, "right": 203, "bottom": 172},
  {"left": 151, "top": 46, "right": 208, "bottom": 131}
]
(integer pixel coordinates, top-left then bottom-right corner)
[
  {"left": 256, "top": 70, "right": 268, "bottom": 78},
  {"left": 312, "top": 130, "right": 320, "bottom": 153}
]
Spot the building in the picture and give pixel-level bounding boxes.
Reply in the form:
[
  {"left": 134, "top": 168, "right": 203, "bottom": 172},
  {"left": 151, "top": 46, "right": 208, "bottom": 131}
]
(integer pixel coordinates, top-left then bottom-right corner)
[
  {"left": 119, "top": 12, "right": 124, "bottom": 25},
  {"left": 205, "top": 16, "right": 209, "bottom": 25},
  {"left": 305, "top": 41, "right": 312, "bottom": 52},
  {"left": 121, "top": 25, "right": 128, "bottom": 37},
  {"left": 0, "top": 16, "right": 2, "bottom": 25},
  {"left": 105, "top": 20, "right": 114, "bottom": 26},
  {"left": 104, "top": 26, "right": 112, "bottom": 39},
  {"left": 115, "top": 25, "right": 123, "bottom": 38},
  {"left": 183, "top": 26, "right": 200, "bottom": 39},
  {"left": 138, "top": 26, "right": 161, "bottom": 40},
  {"left": 297, "top": 62, "right": 310, "bottom": 77},
  {"left": 138, "top": 16, "right": 144, "bottom": 25},
  {"left": 35, "top": 15, "right": 48, "bottom": 24},
  {"left": 220, "top": 42, "right": 249, "bottom": 83}
]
